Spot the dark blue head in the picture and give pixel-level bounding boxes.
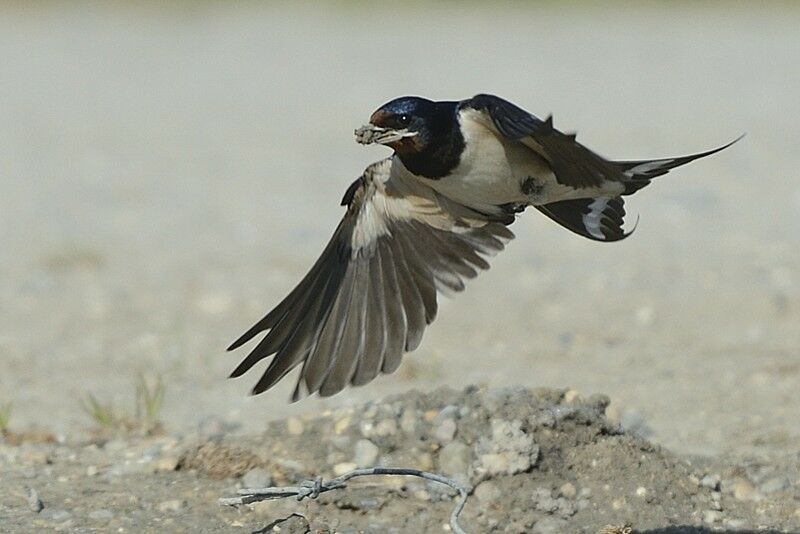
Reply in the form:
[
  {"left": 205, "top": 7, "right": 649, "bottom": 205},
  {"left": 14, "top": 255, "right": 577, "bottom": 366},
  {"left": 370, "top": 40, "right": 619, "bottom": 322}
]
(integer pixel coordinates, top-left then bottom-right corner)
[
  {"left": 369, "top": 96, "right": 435, "bottom": 132},
  {"left": 369, "top": 97, "right": 456, "bottom": 148}
]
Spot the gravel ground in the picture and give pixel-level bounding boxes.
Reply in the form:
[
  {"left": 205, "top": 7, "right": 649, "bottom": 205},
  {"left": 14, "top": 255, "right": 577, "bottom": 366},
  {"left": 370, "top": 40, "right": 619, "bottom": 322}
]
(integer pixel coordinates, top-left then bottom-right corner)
[
  {"left": 1, "top": 2, "right": 799, "bottom": 532},
  {"left": 2, "top": 387, "right": 799, "bottom": 533}
]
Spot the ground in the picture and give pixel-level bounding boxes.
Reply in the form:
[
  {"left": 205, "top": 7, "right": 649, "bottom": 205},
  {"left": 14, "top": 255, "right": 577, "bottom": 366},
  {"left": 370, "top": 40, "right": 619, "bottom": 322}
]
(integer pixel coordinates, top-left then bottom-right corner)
[
  {"left": 1, "top": 387, "right": 799, "bottom": 533},
  {"left": 1, "top": 2, "right": 799, "bottom": 532}
]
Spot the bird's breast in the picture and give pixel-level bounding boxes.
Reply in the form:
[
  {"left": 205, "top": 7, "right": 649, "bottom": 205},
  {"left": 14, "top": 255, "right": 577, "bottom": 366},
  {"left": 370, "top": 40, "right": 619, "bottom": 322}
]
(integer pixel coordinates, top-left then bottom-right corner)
[{"left": 420, "top": 111, "right": 554, "bottom": 211}]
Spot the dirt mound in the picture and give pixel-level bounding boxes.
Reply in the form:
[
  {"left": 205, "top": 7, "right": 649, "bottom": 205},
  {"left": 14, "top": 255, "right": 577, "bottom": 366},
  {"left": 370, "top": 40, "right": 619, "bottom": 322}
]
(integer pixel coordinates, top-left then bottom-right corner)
[{"left": 1, "top": 386, "right": 798, "bottom": 533}]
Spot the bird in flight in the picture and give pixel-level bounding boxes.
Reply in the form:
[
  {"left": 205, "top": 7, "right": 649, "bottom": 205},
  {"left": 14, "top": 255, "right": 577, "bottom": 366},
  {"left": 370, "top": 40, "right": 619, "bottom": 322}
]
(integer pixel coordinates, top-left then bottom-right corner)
[{"left": 228, "top": 94, "right": 738, "bottom": 400}]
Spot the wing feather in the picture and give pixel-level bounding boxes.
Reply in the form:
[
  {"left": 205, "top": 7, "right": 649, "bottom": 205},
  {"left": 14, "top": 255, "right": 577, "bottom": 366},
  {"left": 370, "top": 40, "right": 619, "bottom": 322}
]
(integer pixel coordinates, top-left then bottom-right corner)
[{"left": 228, "top": 158, "right": 515, "bottom": 399}]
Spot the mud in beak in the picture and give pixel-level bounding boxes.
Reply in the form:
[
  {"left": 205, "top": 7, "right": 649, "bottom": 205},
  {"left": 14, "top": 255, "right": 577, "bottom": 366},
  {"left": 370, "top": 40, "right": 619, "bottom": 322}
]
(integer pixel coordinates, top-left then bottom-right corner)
[{"left": 354, "top": 124, "right": 417, "bottom": 146}]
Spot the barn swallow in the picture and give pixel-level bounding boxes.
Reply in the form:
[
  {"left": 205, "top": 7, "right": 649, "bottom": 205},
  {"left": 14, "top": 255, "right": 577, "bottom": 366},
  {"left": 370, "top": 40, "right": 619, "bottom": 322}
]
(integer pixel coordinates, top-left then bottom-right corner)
[{"left": 228, "top": 94, "right": 739, "bottom": 400}]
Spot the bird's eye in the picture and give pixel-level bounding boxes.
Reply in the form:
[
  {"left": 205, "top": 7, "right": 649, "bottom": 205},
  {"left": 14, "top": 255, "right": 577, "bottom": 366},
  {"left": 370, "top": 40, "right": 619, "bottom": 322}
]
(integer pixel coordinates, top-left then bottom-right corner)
[{"left": 397, "top": 114, "right": 411, "bottom": 126}]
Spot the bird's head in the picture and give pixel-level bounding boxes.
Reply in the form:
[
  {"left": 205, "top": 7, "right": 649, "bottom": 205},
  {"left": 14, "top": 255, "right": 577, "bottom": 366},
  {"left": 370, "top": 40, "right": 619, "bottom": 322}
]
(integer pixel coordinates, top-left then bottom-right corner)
[{"left": 355, "top": 96, "right": 450, "bottom": 154}]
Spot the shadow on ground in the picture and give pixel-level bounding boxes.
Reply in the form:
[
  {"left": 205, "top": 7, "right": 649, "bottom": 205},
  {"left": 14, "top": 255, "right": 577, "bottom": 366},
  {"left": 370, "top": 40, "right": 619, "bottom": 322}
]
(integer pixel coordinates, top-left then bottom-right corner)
[{"left": 641, "top": 529, "right": 790, "bottom": 534}]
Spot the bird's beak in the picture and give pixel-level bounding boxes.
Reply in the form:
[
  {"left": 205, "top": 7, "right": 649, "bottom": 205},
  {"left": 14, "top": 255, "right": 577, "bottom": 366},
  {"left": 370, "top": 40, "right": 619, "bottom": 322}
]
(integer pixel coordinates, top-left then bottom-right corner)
[
  {"left": 354, "top": 124, "right": 417, "bottom": 146},
  {"left": 355, "top": 110, "right": 417, "bottom": 146}
]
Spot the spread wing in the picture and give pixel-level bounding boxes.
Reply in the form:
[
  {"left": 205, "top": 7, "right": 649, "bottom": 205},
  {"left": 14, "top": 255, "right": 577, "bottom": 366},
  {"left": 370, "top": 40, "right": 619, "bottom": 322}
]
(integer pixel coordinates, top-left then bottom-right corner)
[{"left": 228, "top": 158, "right": 514, "bottom": 400}]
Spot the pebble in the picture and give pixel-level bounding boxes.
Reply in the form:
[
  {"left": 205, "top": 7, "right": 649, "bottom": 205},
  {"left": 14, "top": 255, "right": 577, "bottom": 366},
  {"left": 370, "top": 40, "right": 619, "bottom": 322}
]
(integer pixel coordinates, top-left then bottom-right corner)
[
  {"left": 353, "top": 439, "right": 380, "bottom": 467},
  {"left": 399, "top": 408, "right": 419, "bottom": 434},
  {"left": 474, "top": 480, "right": 501, "bottom": 503},
  {"left": 435, "top": 405, "right": 460, "bottom": 422},
  {"left": 558, "top": 482, "right": 577, "bottom": 499},
  {"left": 532, "top": 487, "right": 559, "bottom": 513},
  {"left": 412, "top": 489, "right": 431, "bottom": 501},
  {"left": 701, "top": 473, "right": 721, "bottom": 491},
  {"left": 374, "top": 418, "right": 397, "bottom": 437},
  {"left": 20, "top": 449, "right": 51, "bottom": 465},
  {"left": 42, "top": 509, "right": 71, "bottom": 522},
  {"left": 242, "top": 467, "right": 272, "bottom": 489},
  {"left": 333, "top": 462, "right": 357, "bottom": 476},
  {"left": 438, "top": 441, "right": 471, "bottom": 477},
  {"left": 635, "top": 486, "right": 647, "bottom": 498},
  {"left": 157, "top": 499, "right": 186, "bottom": 514},
  {"left": 723, "top": 518, "right": 747, "bottom": 529},
  {"left": 27, "top": 488, "right": 44, "bottom": 513},
  {"left": 532, "top": 517, "right": 568, "bottom": 534},
  {"left": 730, "top": 478, "right": 760, "bottom": 501},
  {"left": 434, "top": 419, "right": 457, "bottom": 444},
  {"left": 153, "top": 456, "right": 179, "bottom": 473},
  {"left": 334, "top": 416, "right": 351, "bottom": 434},
  {"left": 702, "top": 509, "right": 722, "bottom": 524},
  {"left": 86, "top": 465, "right": 98, "bottom": 477},
  {"left": 473, "top": 420, "right": 539, "bottom": 478},
  {"left": 286, "top": 417, "right": 304, "bottom": 436},
  {"left": 415, "top": 451, "right": 434, "bottom": 471},
  {"left": 88, "top": 509, "right": 113, "bottom": 521},
  {"left": 759, "top": 475, "right": 790, "bottom": 494}
]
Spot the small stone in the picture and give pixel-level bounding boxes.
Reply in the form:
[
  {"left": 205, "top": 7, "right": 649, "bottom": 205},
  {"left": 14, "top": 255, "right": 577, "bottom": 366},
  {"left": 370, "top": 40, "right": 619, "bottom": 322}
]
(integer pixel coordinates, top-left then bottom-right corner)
[
  {"left": 353, "top": 439, "right": 380, "bottom": 467},
  {"left": 374, "top": 418, "right": 397, "bottom": 437},
  {"left": 473, "top": 419, "right": 538, "bottom": 478},
  {"left": 334, "top": 416, "right": 351, "bottom": 435},
  {"left": 423, "top": 410, "right": 438, "bottom": 423},
  {"left": 399, "top": 408, "right": 419, "bottom": 434},
  {"left": 435, "top": 419, "right": 457, "bottom": 444},
  {"left": 242, "top": 467, "right": 271, "bottom": 489},
  {"left": 86, "top": 465, "right": 98, "bottom": 477},
  {"left": 532, "top": 487, "right": 559, "bottom": 513},
  {"left": 759, "top": 476, "right": 790, "bottom": 494},
  {"left": 438, "top": 442, "right": 471, "bottom": 477},
  {"left": 474, "top": 481, "right": 501, "bottom": 503},
  {"left": 730, "top": 477, "right": 760, "bottom": 501},
  {"left": 333, "top": 462, "right": 357, "bottom": 476},
  {"left": 558, "top": 482, "right": 577, "bottom": 499},
  {"left": 21, "top": 449, "right": 50, "bottom": 465},
  {"left": 416, "top": 451, "right": 434, "bottom": 471},
  {"left": 702, "top": 510, "right": 722, "bottom": 524},
  {"left": 157, "top": 499, "right": 186, "bottom": 514},
  {"left": 532, "top": 517, "right": 568, "bottom": 534},
  {"left": 701, "top": 474, "right": 721, "bottom": 491},
  {"left": 723, "top": 518, "right": 746, "bottom": 529},
  {"left": 635, "top": 486, "right": 647, "bottom": 498},
  {"left": 286, "top": 417, "right": 304, "bottom": 436},
  {"left": 153, "top": 456, "right": 179, "bottom": 473},
  {"left": 27, "top": 488, "right": 43, "bottom": 513},
  {"left": 42, "top": 509, "right": 71, "bottom": 522},
  {"left": 88, "top": 509, "right": 113, "bottom": 521},
  {"left": 435, "top": 405, "right": 460, "bottom": 421},
  {"left": 413, "top": 489, "right": 431, "bottom": 501},
  {"left": 563, "top": 389, "right": 581, "bottom": 403}
]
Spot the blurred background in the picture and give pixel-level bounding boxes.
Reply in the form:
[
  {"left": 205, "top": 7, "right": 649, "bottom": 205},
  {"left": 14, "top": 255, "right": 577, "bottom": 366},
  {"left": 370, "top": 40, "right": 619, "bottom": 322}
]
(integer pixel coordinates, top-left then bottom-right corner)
[{"left": 1, "top": 1, "right": 798, "bottom": 459}]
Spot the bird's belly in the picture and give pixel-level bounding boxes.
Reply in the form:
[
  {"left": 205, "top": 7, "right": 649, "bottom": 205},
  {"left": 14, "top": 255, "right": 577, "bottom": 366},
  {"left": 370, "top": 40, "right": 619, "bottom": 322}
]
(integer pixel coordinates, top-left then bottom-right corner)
[
  {"left": 421, "top": 142, "right": 563, "bottom": 211},
  {"left": 426, "top": 166, "right": 522, "bottom": 207}
]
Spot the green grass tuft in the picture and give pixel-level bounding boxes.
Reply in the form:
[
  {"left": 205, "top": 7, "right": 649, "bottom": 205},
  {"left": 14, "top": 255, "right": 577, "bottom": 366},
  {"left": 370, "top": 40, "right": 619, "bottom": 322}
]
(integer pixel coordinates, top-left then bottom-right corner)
[
  {"left": 81, "top": 374, "right": 166, "bottom": 435},
  {"left": 0, "top": 402, "right": 12, "bottom": 433}
]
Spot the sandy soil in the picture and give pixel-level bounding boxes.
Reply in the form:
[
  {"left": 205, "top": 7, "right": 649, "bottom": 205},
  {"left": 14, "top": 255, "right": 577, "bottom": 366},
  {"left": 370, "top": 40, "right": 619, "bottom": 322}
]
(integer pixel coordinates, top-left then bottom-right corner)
[
  {"left": 2, "top": 387, "right": 799, "bottom": 533},
  {"left": 0, "top": 3, "right": 799, "bottom": 530}
]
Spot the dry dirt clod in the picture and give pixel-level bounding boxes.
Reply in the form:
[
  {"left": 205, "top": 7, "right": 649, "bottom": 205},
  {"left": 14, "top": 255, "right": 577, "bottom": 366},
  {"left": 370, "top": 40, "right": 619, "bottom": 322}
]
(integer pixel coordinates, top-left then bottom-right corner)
[{"left": 27, "top": 488, "right": 43, "bottom": 513}]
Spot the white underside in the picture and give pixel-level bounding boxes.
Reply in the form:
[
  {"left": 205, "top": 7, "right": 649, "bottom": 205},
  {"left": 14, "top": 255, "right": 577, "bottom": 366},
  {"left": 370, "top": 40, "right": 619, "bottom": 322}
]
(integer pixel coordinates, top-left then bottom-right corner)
[{"left": 396, "top": 108, "right": 621, "bottom": 216}]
